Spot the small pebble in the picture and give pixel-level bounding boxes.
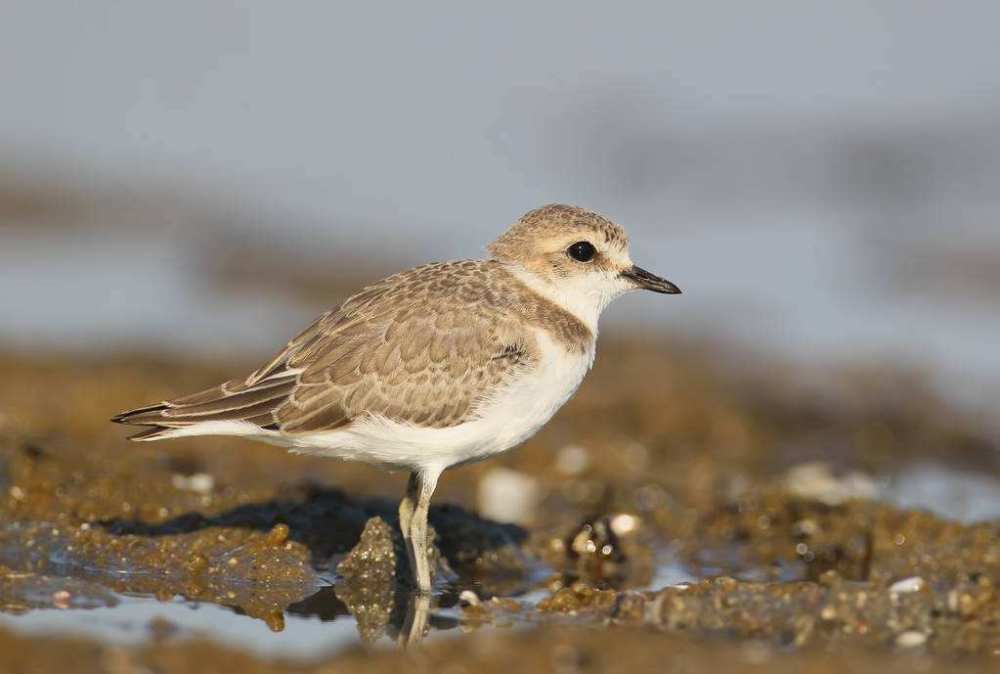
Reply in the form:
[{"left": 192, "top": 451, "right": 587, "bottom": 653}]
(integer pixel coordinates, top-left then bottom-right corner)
[
  {"left": 52, "top": 590, "right": 72, "bottom": 609},
  {"left": 609, "top": 513, "right": 640, "bottom": 536},
  {"left": 265, "top": 611, "right": 285, "bottom": 633},
  {"left": 477, "top": 468, "right": 539, "bottom": 524},
  {"left": 889, "top": 576, "right": 925, "bottom": 594},
  {"left": 267, "top": 523, "right": 290, "bottom": 546},
  {"left": 783, "top": 462, "right": 877, "bottom": 505},
  {"left": 171, "top": 473, "right": 215, "bottom": 494},
  {"left": 555, "top": 445, "right": 590, "bottom": 475},
  {"left": 896, "top": 631, "right": 928, "bottom": 648}
]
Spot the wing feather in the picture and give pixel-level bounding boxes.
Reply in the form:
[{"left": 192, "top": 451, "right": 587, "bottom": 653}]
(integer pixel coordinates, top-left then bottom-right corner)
[{"left": 112, "top": 260, "right": 591, "bottom": 439}]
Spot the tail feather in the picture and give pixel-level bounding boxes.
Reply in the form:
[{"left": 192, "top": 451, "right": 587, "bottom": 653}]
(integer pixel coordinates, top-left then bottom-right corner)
[
  {"left": 126, "top": 426, "right": 176, "bottom": 442},
  {"left": 110, "top": 402, "right": 168, "bottom": 425},
  {"left": 162, "top": 378, "right": 293, "bottom": 418},
  {"left": 112, "top": 373, "right": 296, "bottom": 440}
]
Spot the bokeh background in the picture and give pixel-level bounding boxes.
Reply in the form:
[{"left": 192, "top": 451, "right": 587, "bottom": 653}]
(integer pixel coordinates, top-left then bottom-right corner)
[
  {"left": 1, "top": 3, "right": 999, "bottom": 664},
  {"left": 3, "top": 1, "right": 999, "bottom": 411}
]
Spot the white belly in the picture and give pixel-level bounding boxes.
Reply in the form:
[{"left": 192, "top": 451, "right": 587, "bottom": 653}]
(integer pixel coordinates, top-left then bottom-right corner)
[{"left": 288, "top": 330, "right": 595, "bottom": 473}]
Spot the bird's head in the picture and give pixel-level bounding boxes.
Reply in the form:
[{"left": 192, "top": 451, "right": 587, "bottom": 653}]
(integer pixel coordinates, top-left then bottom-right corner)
[{"left": 489, "top": 204, "right": 680, "bottom": 325}]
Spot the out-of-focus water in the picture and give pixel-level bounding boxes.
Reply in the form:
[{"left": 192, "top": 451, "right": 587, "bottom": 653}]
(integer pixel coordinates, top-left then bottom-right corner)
[
  {"left": 3, "top": 2, "right": 1000, "bottom": 410},
  {"left": 2, "top": 209, "right": 997, "bottom": 414},
  {"left": 0, "top": 593, "right": 362, "bottom": 660}
]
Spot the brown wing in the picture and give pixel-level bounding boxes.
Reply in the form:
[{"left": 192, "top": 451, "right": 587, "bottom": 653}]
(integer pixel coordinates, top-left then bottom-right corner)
[{"left": 112, "top": 260, "right": 540, "bottom": 437}]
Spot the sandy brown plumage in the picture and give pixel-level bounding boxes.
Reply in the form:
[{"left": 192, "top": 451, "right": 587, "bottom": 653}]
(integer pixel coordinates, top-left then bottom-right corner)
[
  {"left": 112, "top": 259, "right": 591, "bottom": 439},
  {"left": 112, "top": 203, "right": 680, "bottom": 599}
]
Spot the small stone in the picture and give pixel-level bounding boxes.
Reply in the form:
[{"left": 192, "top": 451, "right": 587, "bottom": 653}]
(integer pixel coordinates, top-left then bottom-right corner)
[
  {"left": 947, "top": 590, "right": 960, "bottom": 613},
  {"left": 896, "top": 631, "right": 928, "bottom": 648},
  {"left": 52, "top": 590, "right": 71, "bottom": 609},
  {"left": 337, "top": 517, "right": 396, "bottom": 582},
  {"left": 783, "top": 462, "right": 877, "bottom": 505},
  {"left": 171, "top": 473, "right": 215, "bottom": 494},
  {"left": 265, "top": 611, "right": 285, "bottom": 633},
  {"left": 609, "top": 513, "right": 641, "bottom": 536},
  {"left": 459, "top": 590, "right": 480, "bottom": 606},
  {"left": 336, "top": 518, "right": 398, "bottom": 643},
  {"left": 555, "top": 445, "right": 590, "bottom": 476},
  {"left": 889, "top": 576, "right": 925, "bottom": 594},
  {"left": 266, "top": 523, "right": 290, "bottom": 546},
  {"left": 477, "top": 468, "right": 539, "bottom": 524},
  {"left": 818, "top": 570, "right": 841, "bottom": 587}
]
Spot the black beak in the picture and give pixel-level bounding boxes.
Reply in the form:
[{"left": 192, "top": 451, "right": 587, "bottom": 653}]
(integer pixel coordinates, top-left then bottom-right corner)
[{"left": 621, "top": 265, "right": 681, "bottom": 294}]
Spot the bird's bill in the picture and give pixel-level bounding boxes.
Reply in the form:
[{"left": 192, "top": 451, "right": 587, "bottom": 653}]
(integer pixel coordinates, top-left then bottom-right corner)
[{"left": 621, "top": 265, "right": 682, "bottom": 294}]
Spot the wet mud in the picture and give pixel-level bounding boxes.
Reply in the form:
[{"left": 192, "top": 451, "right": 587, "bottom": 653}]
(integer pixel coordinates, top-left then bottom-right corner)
[{"left": 0, "top": 340, "right": 997, "bottom": 671}]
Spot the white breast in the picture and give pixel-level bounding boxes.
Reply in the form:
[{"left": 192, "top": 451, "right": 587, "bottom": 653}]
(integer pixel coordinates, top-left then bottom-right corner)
[{"left": 289, "top": 329, "right": 595, "bottom": 473}]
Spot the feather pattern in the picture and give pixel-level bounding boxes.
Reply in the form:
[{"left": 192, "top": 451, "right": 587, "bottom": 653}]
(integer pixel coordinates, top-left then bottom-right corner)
[{"left": 112, "top": 259, "right": 592, "bottom": 439}]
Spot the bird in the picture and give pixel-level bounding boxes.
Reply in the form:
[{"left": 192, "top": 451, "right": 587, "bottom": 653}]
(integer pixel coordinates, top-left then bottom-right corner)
[{"left": 112, "top": 204, "right": 681, "bottom": 595}]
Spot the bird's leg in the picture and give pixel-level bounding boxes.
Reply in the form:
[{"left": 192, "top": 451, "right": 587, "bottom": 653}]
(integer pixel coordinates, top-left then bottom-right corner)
[
  {"left": 398, "top": 472, "right": 419, "bottom": 542},
  {"left": 399, "top": 592, "right": 431, "bottom": 648},
  {"left": 403, "top": 468, "right": 439, "bottom": 595}
]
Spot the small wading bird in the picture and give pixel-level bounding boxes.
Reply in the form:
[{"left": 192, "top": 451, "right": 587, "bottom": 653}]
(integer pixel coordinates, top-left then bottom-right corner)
[{"left": 113, "top": 204, "right": 680, "bottom": 598}]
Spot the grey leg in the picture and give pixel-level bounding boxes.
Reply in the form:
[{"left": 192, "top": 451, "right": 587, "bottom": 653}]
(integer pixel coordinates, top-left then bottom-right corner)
[{"left": 403, "top": 468, "right": 440, "bottom": 595}]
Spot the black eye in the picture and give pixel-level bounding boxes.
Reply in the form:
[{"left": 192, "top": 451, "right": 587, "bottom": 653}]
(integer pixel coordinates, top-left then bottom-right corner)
[{"left": 568, "top": 241, "right": 596, "bottom": 262}]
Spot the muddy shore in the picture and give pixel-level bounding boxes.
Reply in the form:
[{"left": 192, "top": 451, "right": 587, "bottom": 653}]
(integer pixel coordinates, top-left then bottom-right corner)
[{"left": 0, "top": 338, "right": 997, "bottom": 672}]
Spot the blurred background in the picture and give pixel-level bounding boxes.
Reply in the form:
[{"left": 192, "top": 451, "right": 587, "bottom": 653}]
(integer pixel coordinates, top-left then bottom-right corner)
[
  {"left": 1, "top": 3, "right": 999, "bottom": 663},
  {"left": 2, "top": 0, "right": 999, "bottom": 410}
]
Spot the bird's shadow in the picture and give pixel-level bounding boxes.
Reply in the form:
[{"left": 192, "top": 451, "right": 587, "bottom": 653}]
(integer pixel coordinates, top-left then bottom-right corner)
[
  {"left": 100, "top": 483, "right": 526, "bottom": 570},
  {"left": 98, "top": 483, "right": 530, "bottom": 644}
]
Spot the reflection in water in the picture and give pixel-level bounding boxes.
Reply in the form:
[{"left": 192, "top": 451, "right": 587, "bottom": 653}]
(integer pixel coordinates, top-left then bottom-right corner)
[
  {"left": 0, "top": 508, "right": 670, "bottom": 653},
  {"left": 400, "top": 593, "right": 432, "bottom": 647},
  {"left": 0, "top": 583, "right": 451, "bottom": 656},
  {"left": 0, "top": 495, "right": 540, "bottom": 652},
  {"left": 285, "top": 578, "right": 439, "bottom": 647},
  {"left": 285, "top": 582, "right": 441, "bottom": 648},
  {"left": 0, "top": 569, "right": 490, "bottom": 654},
  {"left": 0, "top": 478, "right": 548, "bottom": 652}
]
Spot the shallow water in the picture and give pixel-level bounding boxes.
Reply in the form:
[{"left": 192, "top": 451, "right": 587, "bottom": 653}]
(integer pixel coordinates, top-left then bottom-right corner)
[
  {"left": 1, "top": 461, "right": 993, "bottom": 659},
  {"left": 881, "top": 463, "right": 1000, "bottom": 524},
  {"left": 2, "top": 217, "right": 999, "bottom": 413},
  {"left": 0, "top": 516, "right": 701, "bottom": 657},
  {"left": 0, "top": 591, "right": 362, "bottom": 660},
  {"left": 0, "top": 570, "right": 577, "bottom": 657}
]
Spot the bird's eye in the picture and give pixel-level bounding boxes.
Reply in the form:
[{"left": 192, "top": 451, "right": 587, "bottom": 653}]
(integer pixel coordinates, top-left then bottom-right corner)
[{"left": 568, "top": 241, "right": 596, "bottom": 262}]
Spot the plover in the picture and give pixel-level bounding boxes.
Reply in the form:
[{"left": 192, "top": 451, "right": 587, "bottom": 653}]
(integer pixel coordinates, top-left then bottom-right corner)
[{"left": 113, "top": 204, "right": 680, "bottom": 594}]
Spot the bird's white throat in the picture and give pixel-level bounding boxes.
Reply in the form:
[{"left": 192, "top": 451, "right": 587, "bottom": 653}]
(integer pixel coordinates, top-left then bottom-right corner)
[{"left": 507, "top": 263, "right": 632, "bottom": 335}]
